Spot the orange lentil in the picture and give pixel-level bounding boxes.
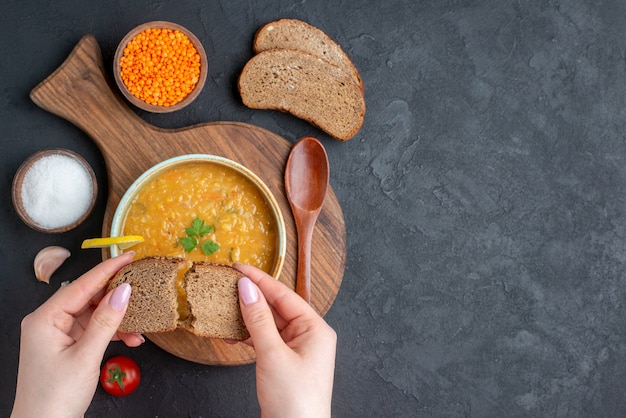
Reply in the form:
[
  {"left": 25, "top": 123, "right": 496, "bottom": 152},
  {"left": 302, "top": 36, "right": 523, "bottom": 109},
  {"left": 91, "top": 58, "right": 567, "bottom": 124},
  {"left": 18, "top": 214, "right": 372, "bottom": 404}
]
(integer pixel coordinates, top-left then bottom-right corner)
[{"left": 119, "top": 28, "right": 201, "bottom": 107}]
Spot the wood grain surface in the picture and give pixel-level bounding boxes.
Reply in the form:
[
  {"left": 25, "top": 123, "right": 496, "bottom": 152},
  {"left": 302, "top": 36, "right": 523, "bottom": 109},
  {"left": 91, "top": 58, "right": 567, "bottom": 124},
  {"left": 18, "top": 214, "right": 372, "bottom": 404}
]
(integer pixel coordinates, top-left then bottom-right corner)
[{"left": 29, "top": 35, "right": 346, "bottom": 365}]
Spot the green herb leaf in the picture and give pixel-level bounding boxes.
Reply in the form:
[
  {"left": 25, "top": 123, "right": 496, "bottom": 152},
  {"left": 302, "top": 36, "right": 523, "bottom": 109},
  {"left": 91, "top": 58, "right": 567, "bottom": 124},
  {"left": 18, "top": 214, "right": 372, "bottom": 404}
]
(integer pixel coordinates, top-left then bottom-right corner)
[
  {"left": 181, "top": 218, "right": 218, "bottom": 252},
  {"left": 186, "top": 217, "right": 214, "bottom": 237},
  {"left": 199, "top": 224, "right": 213, "bottom": 236},
  {"left": 187, "top": 217, "right": 204, "bottom": 236},
  {"left": 180, "top": 236, "right": 198, "bottom": 252},
  {"left": 202, "top": 240, "right": 220, "bottom": 255}
]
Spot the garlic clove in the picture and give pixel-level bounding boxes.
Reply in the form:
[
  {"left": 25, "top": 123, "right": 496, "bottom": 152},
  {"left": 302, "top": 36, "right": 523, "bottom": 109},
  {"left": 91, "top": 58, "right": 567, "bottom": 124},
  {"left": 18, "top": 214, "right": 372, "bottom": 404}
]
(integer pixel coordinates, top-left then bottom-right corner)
[{"left": 34, "top": 246, "right": 71, "bottom": 284}]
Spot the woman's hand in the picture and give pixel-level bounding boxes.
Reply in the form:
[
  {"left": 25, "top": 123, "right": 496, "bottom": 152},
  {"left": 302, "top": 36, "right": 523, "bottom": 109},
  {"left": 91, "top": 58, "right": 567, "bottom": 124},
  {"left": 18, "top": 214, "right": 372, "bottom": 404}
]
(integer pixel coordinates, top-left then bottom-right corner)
[
  {"left": 233, "top": 263, "right": 337, "bottom": 418},
  {"left": 11, "top": 252, "right": 143, "bottom": 418}
]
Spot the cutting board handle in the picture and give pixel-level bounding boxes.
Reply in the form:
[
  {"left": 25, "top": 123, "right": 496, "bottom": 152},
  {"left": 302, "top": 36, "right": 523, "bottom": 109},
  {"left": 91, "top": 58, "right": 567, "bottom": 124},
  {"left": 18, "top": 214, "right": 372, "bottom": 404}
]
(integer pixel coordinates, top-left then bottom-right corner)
[{"left": 29, "top": 35, "right": 154, "bottom": 157}]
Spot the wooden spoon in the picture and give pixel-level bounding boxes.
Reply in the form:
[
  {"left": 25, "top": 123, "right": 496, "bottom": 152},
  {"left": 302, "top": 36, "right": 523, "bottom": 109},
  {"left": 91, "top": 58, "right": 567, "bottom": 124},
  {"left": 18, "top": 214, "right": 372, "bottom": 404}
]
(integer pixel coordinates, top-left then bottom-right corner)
[{"left": 284, "top": 137, "right": 330, "bottom": 304}]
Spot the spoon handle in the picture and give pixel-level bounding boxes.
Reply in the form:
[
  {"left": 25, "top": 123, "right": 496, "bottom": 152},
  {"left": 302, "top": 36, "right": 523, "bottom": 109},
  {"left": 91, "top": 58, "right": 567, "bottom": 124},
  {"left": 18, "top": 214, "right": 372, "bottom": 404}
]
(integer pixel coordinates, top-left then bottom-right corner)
[{"left": 295, "top": 215, "right": 316, "bottom": 304}]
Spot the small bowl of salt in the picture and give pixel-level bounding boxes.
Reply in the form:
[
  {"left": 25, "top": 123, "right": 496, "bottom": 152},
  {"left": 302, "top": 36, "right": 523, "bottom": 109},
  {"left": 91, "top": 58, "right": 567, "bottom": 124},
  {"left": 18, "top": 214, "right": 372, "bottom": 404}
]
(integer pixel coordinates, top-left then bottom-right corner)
[{"left": 12, "top": 149, "right": 98, "bottom": 233}]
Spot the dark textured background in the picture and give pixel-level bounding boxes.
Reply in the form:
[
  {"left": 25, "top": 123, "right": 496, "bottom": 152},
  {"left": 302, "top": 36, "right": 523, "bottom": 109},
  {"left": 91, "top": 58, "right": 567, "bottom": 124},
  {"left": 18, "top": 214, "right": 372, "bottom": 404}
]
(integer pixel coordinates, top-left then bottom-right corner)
[{"left": 3, "top": 0, "right": 626, "bottom": 416}]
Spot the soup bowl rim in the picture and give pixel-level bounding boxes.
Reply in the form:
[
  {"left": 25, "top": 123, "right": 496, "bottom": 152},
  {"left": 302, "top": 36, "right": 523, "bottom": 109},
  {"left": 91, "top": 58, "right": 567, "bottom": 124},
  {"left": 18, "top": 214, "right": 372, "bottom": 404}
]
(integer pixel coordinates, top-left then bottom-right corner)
[{"left": 110, "top": 154, "right": 286, "bottom": 278}]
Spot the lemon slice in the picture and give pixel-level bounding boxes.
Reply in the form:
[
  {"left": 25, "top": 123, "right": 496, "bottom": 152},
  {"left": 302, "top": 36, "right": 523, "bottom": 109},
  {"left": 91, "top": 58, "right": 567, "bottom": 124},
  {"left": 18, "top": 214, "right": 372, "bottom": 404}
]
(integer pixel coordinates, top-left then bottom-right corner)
[{"left": 81, "top": 236, "right": 144, "bottom": 250}]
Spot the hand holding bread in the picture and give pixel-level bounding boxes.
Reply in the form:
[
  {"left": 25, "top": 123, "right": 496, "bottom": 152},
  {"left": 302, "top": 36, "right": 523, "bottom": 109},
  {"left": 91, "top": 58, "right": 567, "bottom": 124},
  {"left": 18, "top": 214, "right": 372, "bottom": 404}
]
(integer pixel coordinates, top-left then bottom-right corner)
[
  {"left": 233, "top": 263, "right": 337, "bottom": 418},
  {"left": 13, "top": 253, "right": 337, "bottom": 417},
  {"left": 11, "top": 253, "right": 142, "bottom": 418},
  {"left": 107, "top": 258, "right": 337, "bottom": 416}
]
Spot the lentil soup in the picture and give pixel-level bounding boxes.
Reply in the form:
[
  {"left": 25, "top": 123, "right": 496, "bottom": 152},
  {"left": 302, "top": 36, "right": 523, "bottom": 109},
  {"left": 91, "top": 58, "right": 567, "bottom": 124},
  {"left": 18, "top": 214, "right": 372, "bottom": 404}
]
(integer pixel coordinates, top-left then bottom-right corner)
[{"left": 122, "top": 161, "right": 279, "bottom": 273}]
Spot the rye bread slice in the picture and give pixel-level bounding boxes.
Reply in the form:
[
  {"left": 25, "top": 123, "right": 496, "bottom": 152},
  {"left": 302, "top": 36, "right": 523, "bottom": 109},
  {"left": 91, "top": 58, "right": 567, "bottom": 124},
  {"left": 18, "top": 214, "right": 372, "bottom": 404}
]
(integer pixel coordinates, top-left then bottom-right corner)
[
  {"left": 108, "top": 257, "right": 249, "bottom": 340},
  {"left": 253, "top": 18, "right": 363, "bottom": 90},
  {"left": 238, "top": 49, "right": 365, "bottom": 140},
  {"left": 183, "top": 262, "right": 249, "bottom": 340},
  {"left": 108, "top": 256, "right": 187, "bottom": 334}
]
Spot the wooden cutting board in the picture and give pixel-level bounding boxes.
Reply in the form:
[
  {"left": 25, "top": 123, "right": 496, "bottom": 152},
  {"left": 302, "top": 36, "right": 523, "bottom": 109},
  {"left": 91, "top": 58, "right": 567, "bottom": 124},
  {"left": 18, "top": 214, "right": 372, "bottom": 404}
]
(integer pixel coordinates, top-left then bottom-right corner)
[{"left": 30, "top": 35, "right": 346, "bottom": 365}]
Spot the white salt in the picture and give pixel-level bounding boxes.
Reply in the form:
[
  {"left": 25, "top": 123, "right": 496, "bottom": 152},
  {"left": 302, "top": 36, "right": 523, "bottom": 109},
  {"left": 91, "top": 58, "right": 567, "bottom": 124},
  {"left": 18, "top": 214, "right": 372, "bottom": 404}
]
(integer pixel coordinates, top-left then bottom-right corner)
[{"left": 20, "top": 154, "right": 94, "bottom": 229}]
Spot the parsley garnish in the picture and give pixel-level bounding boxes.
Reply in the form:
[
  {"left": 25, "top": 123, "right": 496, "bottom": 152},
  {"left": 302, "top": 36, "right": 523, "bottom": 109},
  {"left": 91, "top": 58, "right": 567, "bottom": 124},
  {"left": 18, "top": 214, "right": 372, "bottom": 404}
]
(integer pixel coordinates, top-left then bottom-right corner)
[
  {"left": 179, "top": 217, "right": 220, "bottom": 254},
  {"left": 179, "top": 236, "right": 198, "bottom": 252},
  {"left": 202, "top": 240, "right": 220, "bottom": 255},
  {"left": 186, "top": 217, "right": 214, "bottom": 237}
]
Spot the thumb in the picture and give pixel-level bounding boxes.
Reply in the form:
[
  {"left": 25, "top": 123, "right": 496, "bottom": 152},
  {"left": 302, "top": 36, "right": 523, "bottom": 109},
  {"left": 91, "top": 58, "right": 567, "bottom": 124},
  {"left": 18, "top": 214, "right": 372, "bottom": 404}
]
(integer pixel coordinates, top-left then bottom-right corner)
[
  {"left": 76, "top": 283, "right": 132, "bottom": 356},
  {"left": 238, "top": 277, "right": 283, "bottom": 353}
]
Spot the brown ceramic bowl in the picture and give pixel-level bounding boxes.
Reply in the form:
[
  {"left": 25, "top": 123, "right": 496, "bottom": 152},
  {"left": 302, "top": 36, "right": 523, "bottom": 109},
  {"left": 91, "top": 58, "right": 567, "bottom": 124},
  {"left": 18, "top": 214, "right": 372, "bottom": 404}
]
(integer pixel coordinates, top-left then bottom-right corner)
[
  {"left": 113, "top": 21, "right": 208, "bottom": 113},
  {"left": 12, "top": 149, "right": 98, "bottom": 233}
]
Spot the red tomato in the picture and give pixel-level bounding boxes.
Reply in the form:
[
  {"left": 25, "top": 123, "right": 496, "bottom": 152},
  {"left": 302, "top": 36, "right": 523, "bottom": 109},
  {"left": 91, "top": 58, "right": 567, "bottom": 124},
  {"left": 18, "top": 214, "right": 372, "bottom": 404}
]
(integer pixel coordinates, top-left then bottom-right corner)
[{"left": 99, "top": 355, "right": 140, "bottom": 396}]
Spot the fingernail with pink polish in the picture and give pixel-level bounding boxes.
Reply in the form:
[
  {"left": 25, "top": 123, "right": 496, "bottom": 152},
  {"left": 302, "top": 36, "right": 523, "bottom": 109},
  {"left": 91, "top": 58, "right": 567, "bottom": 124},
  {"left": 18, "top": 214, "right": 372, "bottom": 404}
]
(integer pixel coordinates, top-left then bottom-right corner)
[
  {"left": 238, "top": 277, "right": 258, "bottom": 305},
  {"left": 110, "top": 283, "right": 132, "bottom": 311}
]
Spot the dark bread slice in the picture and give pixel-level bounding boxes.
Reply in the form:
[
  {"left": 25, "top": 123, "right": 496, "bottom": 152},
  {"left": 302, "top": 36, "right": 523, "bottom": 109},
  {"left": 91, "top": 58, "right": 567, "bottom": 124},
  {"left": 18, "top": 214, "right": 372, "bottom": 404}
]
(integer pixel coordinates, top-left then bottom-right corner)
[
  {"left": 108, "top": 256, "right": 187, "bottom": 334},
  {"left": 108, "top": 257, "right": 249, "bottom": 340},
  {"left": 184, "top": 262, "right": 249, "bottom": 340},
  {"left": 238, "top": 49, "right": 365, "bottom": 141},
  {"left": 253, "top": 18, "right": 363, "bottom": 90}
]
